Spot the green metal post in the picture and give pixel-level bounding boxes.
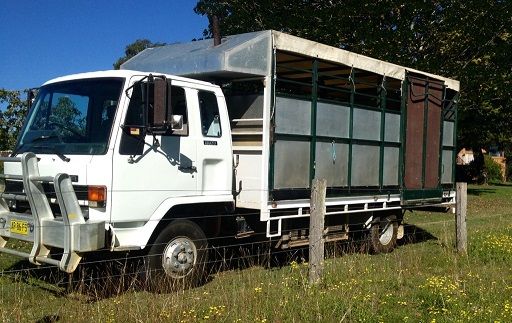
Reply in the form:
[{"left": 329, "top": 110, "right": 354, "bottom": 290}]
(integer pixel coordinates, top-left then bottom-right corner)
[
  {"left": 399, "top": 76, "right": 408, "bottom": 193},
  {"left": 421, "top": 78, "right": 429, "bottom": 189},
  {"left": 347, "top": 68, "right": 355, "bottom": 192},
  {"left": 452, "top": 93, "right": 459, "bottom": 186},
  {"left": 268, "top": 48, "right": 277, "bottom": 196},
  {"left": 438, "top": 85, "right": 447, "bottom": 187},
  {"left": 310, "top": 59, "right": 318, "bottom": 184},
  {"left": 379, "top": 76, "right": 387, "bottom": 190}
]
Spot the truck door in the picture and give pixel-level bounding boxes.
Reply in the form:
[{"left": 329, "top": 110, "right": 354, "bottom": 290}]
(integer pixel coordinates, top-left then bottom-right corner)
[
  {"left": 110, "top": 78, "right": 198, "bottom": 225},
  {"left": 401, "top": 73, "right": 444, "bottom": 205},
  {"left": 193, "top": 89, "right": 232, "bottom": 196}
]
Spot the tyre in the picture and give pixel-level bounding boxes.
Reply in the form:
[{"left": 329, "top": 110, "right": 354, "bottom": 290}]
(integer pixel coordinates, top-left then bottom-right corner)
[
  {"left": 370, "top": 215, "right": 398, "bottom": 254},
  {"left": 147, "top": 219, "right": 208, "bottom": 291}
]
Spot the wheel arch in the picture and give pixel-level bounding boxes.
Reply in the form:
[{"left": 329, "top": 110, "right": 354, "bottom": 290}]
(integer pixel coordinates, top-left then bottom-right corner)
[{"left": 143, "top": 196, "right": 234, "bottom": 249}]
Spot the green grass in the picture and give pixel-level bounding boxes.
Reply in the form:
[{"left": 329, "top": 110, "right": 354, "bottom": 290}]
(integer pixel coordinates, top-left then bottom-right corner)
[{"left": 2, "top": 184, "right": 512, "bottom": 322}]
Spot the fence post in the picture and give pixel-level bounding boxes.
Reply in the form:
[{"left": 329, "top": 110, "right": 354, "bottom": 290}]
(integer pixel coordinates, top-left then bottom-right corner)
[
  {"left": 309, "top": 178, "right": 326, "bottom": 284},
  {"left": 456, "top": 182, "right": 467, "bottom": 254}
]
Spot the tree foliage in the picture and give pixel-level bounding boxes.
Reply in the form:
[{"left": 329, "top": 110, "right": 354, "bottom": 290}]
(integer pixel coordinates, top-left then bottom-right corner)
[
  {"left": 52, "top": 97, "right": 86, "bottom": 136},
  {"left": 194, "top": 0, "right": 512, "bottom": 151},
  {"left": 0, "top": 89, "right": 29, "bottom": 150},
  {"left": 484, "top": 155, "right": 504, "bottom": 183},
  {"left": 113, "top": 39, "right": 166, "bottom": 69}
]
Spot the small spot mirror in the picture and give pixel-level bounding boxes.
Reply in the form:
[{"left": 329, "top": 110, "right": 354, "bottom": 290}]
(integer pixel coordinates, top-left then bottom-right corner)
[{"left": 170, "top": 115, "right": 183, "bottom": 130}]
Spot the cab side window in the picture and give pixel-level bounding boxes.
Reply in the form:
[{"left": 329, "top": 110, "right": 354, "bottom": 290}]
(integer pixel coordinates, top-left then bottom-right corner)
[
  {"left": 170, "top": 85, "right": 188, "bottom": 136},
  {"left": 123, "top": 83, "right": 188, "bottom": 134},
  {"left": 198, "top": 91, "right": 221, "bottom": 137},
  {"left": 120, "top": 84, "right": 145, "bottom": 155},
  {"left": 120, "top": 82, "right": 190, "bottom": 155},
  {"left": 124, "top": 83, "right": 144, "bottom": 127}
]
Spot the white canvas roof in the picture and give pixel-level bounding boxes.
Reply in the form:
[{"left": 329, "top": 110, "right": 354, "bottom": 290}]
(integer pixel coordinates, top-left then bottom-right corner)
[
  {"left": 122, "top": 30, "right": 459, "bottom": 91},
  {"left": 272, "top": 31, "right": 459, "bottom": 91}
]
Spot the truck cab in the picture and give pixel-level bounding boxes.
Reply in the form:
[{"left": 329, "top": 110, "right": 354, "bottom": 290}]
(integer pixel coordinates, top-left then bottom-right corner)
[{"left": 0, "top": 70, "right": 233, "bottom": 284}]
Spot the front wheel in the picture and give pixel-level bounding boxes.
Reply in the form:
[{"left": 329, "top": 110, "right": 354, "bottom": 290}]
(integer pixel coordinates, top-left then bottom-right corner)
[
  {"left": 147, "top": 219, "right": 208, "bottom": 291},
  {"left": 370, "top": 215, "right": 398, "bottom": 254}
]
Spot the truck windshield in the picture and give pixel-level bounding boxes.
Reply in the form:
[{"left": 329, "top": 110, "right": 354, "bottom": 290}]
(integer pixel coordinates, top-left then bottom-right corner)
[{"left": 15, "top": 78, "right": 124, "bottom": 155}]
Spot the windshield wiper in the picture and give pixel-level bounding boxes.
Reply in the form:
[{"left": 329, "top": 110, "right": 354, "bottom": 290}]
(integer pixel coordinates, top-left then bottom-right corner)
[
  {"left": 10, "top": 134, "right": 60, "bottom": 157},
  {"left": 31, "top": 134, "right": 60, "bottom": 143},
  {"left": 10, "top": 143, "right": 25, "bottom": 157}
]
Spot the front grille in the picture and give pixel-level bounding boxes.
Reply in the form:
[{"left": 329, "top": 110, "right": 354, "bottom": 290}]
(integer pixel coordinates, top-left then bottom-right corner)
[{"left": 4, "top": 179, "right": 88, "bottom": 200}]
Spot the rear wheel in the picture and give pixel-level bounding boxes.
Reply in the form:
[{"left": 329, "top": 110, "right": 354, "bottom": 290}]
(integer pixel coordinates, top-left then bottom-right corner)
[
  {"left": 147, "top": 219, "right": 208, "bottom": 291},
  {"left": 370, "top": 215, "right": 398, "bottom": 253}
]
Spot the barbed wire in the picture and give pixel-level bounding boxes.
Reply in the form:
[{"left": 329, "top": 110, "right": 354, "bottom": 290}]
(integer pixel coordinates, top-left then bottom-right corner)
[
  {"left": 0, "top": 213, "right": 485, "bottom": 281},
  {"left": 0, "top": 203, "right": 459, "bottom": 232},
  {"left": 0, "top": 228, "right": 423, "bottom": 284}
]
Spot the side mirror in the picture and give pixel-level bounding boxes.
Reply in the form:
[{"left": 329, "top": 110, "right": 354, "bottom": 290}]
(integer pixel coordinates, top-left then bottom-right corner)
[
  {"left": 143, "top": 74, "right": 171, "bottom": 135},
  {"left": 170, "top": 115, "right": 183, "bottom": 130},
  {"left": 25, "top": 88, "right": 39, "bottom": 116},
  {"left": 26, "top": 88, "right": 38, "bottom": 106},
  {"left": 152, "top": 77, "right": 168, "bottom": 128}
]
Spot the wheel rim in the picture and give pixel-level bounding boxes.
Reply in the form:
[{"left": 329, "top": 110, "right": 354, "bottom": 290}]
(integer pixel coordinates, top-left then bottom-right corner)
[
  {"left": 162, "top": 237, "right": 197, "bottom": 278},
  {"left": 378, "top": 220, "right": 394, "bottom": 245}
]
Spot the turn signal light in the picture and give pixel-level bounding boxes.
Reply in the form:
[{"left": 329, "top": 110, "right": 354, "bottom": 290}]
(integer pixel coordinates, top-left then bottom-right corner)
[{"left": 88, "top": 185, "right": 107, "bottom": 208}]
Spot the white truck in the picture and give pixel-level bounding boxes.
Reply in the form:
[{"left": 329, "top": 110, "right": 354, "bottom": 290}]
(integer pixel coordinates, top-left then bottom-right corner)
[{"left": 0, "top": 31, "right": 459, "bottom": 287}]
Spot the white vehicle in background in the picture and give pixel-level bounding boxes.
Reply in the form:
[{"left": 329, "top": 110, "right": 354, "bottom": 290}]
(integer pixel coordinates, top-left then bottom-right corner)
[{"left": 0, "top": 31, "right": 459, "bottom": 287}]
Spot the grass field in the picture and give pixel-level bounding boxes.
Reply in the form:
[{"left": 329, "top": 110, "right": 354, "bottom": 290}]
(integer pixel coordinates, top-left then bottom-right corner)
[{"left": 1, "top": 185, "right": 512, "bottom": 322}]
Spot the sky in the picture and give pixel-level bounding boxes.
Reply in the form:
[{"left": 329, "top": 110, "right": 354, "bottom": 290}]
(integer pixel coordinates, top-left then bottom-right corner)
[{"left": 0, "top": 0, "right": 208, "bottom": 91}]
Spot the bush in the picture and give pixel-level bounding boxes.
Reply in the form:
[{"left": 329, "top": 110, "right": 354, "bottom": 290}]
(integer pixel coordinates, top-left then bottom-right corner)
[
  {"left": 484, "top": 155, "right": 503, "bottom": 183},
  {"left": 507, "top": 162, "right": 512, "bottom": 182}
]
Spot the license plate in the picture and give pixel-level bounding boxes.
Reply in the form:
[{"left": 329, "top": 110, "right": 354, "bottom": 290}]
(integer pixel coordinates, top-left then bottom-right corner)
[{"left": 10, "top": 220, "right": 29, "bottom": 235}]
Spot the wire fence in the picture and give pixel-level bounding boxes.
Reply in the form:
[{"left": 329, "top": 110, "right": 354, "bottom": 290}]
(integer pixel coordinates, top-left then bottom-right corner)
[
  {"left": 0, "top": 214, "right": 466, "bottom": 283},
  {"left": 0, "top": 180, "right": 469, "bottom": 295}
]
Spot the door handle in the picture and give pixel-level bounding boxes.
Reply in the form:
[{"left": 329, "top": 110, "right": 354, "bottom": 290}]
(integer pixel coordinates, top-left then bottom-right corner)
[{"left": 178, "top": 165, "right": 197, "bottom": 172}]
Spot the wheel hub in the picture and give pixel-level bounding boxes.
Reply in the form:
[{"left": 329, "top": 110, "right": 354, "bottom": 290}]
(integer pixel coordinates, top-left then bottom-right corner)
[
  {"left": 162, "top": 237, "right": 197, "bottom": 278},
  {"left": 379, "top": 220, "right": 393, "bottom": 245}
]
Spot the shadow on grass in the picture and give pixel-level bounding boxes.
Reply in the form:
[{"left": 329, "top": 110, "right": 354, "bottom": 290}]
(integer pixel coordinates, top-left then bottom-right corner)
[
  {"left": 3, "top": 223, "right": 438, "bottom": 300},
  {"left": 4, "top": 251, "right": 151, "bottom": 300},
  {"left": 487, "top": 182, "right": 512, "bottom": 187},
  {"left": 3, "top": 245, "right": 277, "bottom": 300},
  {"left": 35, "top": 314, "right": 60, "bottom": 323},
  {"left": 398, "top": 223, "right": 437, "bottom": 246},
  {"left": 4, "top": 259, "right": 68, "bottom": 296},
  {"left": 212, "top": 223, "right": 438, "bottom": 271},
  {"left": 467, "top": 187, "right": 497, "bottom": 196}
]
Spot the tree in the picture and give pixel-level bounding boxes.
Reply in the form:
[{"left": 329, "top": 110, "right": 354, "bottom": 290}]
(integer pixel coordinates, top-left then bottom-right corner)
[
  {"left": 50, "top": 97, "right": 86, "bottom": 136},
  {"left": 435, "top": 1, "right": 512, "bottom": 151},
  {"left": 194, "top": 0, "right": 512, "bottom": 151},
  {"left": 0, "top": 89, "right": 30, "bottom": 150},
  {"left": 113, "top": 39, "right": 166, "bottom": 69}
]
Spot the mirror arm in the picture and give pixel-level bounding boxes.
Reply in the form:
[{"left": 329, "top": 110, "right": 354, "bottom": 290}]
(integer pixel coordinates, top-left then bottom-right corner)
[
  {"left": 152, "top": 134, "right": 160, "bottom": 148},
  {"left": 142, "top": 74, "right": 154, "bottom": 129},
  {"left": 124, "top": 75, "right": 150, "bottom": 98}
]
